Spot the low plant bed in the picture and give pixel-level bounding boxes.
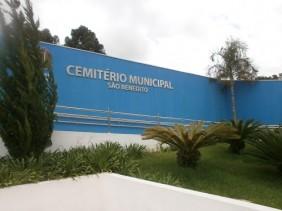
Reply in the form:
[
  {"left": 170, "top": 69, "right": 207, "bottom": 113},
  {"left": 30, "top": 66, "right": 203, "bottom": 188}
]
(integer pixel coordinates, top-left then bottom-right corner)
[{"left": 0, "top": 142, "right": 142, "bottom": 188}]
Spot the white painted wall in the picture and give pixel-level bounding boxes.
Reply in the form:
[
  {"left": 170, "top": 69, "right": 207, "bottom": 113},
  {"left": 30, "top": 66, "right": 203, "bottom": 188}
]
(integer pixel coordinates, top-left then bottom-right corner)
[
  {"left": 0, "top": 131, "right": 158, "bottom": 157},
  {"left": 0, "top": 139, "right": 8, "bottom": 157},
  {"left": 0, "top": 173, "right": 279, "bottom": 211}
]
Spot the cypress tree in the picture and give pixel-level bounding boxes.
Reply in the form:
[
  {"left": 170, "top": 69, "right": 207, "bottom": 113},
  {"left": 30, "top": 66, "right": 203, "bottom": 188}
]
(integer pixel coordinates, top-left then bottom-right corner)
[{"left": 0, "top": 0, "right": 57, "bottom": 159}]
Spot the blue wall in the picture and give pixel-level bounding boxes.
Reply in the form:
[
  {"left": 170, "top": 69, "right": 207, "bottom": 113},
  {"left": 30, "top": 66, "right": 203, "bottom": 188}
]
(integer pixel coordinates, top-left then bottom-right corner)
[
  {"left": 41, "top": 43, "right": 282, "bottom": 133},
  {"left": 41, "top": 43, "right": 230, "bottom": 133},
  {"left": 235, "top": 81, "right": 282, "bottom": 124}
]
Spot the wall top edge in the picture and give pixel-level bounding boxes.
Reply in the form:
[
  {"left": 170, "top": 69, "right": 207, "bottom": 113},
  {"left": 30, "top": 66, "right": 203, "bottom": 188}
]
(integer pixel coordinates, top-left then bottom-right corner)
[
  {"left": 40, "top": 42, "right": 281, "bottom": 83},
  {"left": 40, "top": 42, "right": 212, "bottom": 79}
]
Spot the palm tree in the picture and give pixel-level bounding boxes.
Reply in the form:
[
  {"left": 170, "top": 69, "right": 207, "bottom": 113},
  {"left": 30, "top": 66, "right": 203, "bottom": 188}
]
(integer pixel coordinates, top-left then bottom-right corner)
[
  {"left": 247, "top": 128, "right": 282, "bottom": 172},
  {"left": 228, "top": 119, "right": 261, "bottom": 154},
  {"left": 208, "top": 38, "right": 257, "bottom": 121},
  {"left": 142, "top": 122, "right": 238, "bottom": 167}
]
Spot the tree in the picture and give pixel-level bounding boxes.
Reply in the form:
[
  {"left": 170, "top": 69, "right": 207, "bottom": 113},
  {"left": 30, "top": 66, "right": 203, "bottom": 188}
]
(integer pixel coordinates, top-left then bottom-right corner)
[
  {"left": 208, "top": 38, "right": 257, "bottom": 121},
  {"left": 64, "top": 25, "right": 105, "bottom": 54},
  {"left": 247, "top": 128, "right": 282, "bottom": 173},
  {"left": 227, "top": 119, "right": 261, "bottom": 154},
  {"left": 0, "top": 0, "right": 57, "bottom": 159},
  {"left": 142, "top": 122, "right": 238, "bottom": 167},
  {"left": 256, "top": 74, "right": 279, "bottom": 80},
  {"left": 39, "top": 28, "right": 59, "bottom": 44}
]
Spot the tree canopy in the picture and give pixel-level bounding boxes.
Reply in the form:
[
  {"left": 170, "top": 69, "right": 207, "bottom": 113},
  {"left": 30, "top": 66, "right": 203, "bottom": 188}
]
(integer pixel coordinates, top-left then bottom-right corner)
[
  {"left": 209, "top": 39, "right": 257, "bottom": 81},
  {"left": 256, "top": 74, "right": 280, "bottom": 80},
  {"left": 64, "top": 25, "right": 105, "bottom": 54},
  {"left": 39, "top": 28, "right": 59, "bottom": 44}
]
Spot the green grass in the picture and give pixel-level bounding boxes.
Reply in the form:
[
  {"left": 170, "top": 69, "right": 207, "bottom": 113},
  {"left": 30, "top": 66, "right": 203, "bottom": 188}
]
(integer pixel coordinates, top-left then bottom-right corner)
[{"left": 135, "top": 144, "right": 282, "bottom": 209}]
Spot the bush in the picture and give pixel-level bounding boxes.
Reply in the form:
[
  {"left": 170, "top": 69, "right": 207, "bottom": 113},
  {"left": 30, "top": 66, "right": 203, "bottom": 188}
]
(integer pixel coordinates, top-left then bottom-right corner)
[
  {"left": 247, "top": 128, "right": 282, "bottom": 173},
  {"left": 91, "top": 142, "right": 138, "bottom": 174},
  {"left": 125, "top": 144, "right": 146, "bottom": 159},
  {"left": 227, "top": 120, "right": 261, "bottom": 154},
  {"left": 142, "top": 122, "right": 237, "bottom": 167},
  {"left": 0, "top": 0, "right": 57, "bottom": 159},
  {"left": 0, "top": 142, "right": 139, "bottom": 188}
]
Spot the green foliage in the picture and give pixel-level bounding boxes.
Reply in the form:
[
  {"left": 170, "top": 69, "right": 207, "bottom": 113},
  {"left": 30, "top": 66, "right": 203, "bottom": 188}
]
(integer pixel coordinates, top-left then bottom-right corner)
[
  {"left": 209, "top": 38, "right": 257, "bottom": 81},
  {"left": 208, "top": 38, "right": 257, "bottom": 121},
  {"left": 125, "top": 144, "right": 146, "bottom": 159},
  {"left": 227, "top": 119, "right": 261, "bottom": 154},
  {"left": 0, "top": 0, "right": 57, "bottom": 159},
  {"left": 0, "top": 142, "right": 139, "bottom": 188},
  {"left": 39, "top": 28, "right": 59, "bottom": 44},
  {"left": 65, "top": 25, "right": 105, "bottom": 54},
  {"left": 256, "top": 74, "right": 280, "bottom": 80},
  {"left": 142, "top": 122, "right": 238, "bottom": 167},
  {"left": 247, "top": 128, "right": 282, "bottom": 172},
  {"left": 91, "top": 142, "right": 138, "bottom": 174},
  {"left": 136, "top": 146, "right": 282, "bottom": 209}
]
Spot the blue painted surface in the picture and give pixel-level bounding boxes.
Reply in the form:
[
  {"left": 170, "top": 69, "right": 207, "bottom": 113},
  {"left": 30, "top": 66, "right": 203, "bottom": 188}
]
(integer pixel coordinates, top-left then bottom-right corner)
[
  {"left": 41, "top": 43, "right": 282, "bottom": 133},
  {"left": 235, "top": 81, "right": 282, "bottom": 124},
  {"left": 41, "top": 43, "right": 230, "bottom": 133}
]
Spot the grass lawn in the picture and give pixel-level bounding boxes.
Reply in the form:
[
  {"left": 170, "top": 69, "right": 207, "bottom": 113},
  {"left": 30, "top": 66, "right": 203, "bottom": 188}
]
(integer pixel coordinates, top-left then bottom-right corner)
[{"left": 135, "top": 144, "right": 282, "bottom": 209}]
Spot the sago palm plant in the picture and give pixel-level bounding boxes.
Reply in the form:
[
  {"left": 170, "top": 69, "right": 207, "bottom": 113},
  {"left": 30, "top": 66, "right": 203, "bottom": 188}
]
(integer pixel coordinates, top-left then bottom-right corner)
[
  {"left": 142, "top": 122, "right": 238, "bottom": 167},
  {"left": 228, "top": 119, "right": 261, "bottom": 154},
  {"left": 247, "top": 128, "right": 282, "bottom": 173}
]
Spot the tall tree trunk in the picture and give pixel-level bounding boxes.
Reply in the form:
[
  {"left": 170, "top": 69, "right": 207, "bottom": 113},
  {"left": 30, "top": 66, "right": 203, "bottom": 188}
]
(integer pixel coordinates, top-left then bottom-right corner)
[{"left": 230, "top": 80, "right": 237, "bottom": 121}]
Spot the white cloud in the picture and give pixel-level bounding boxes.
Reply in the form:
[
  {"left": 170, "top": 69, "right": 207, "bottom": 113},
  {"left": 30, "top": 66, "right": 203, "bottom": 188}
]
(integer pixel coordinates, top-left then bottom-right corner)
[{"left": 31, "top": 0, "right": 282, "bottom": 76}]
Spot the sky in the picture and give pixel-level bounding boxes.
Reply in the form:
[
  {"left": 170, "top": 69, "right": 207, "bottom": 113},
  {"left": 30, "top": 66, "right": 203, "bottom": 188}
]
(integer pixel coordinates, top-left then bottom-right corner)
[{"left": 30, "top": 0, "right": 282, "bottom": 76}]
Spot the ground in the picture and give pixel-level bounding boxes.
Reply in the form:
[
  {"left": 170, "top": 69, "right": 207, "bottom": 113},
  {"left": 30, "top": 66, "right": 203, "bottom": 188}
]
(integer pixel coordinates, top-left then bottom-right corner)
[
  {"left": 1, "top": 143, "right": 281, "bottom": 209},
  {"left": 136, "top": 144, "right": 282, "bottom": 209}
]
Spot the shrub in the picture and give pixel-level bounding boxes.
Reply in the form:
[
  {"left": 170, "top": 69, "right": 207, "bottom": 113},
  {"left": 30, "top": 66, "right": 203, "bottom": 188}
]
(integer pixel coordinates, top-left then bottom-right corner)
[
  {"left": 91, "top": 142, "right": 138, "bottom": 174},
  {"left": 247, "top": 128, "right": 282, "bottom": 173},
  {"left": 0, "top": 0, "right": 57, "bottom": 159},
  {"left": 125, "top": 144, "right": 146, "bottom": 159},
  {"left": 142, "top": 122, "right": 237, "bottom": 167},
  {"left": 0, "top": 142, "right": 139, "bottom": 188},
  {"left": 0, "top": 156, "right": 46, "bottom": 187},
  {"left": 41, "top": 148, "right": 96, "bottom": 178},
  {"left": 227, "top": 119, "right": 261, "bottom": 154}
]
